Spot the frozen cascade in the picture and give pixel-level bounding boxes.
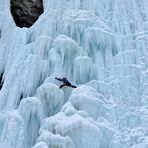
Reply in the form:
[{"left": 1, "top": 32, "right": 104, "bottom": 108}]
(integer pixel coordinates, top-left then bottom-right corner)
[
  {"left": 0, "top": 0, "right": 148, "bottom": 148},
  {"left": 36, "top": 83, "right": 64, "bottom": 117},
  {"left": 19, "top": 97, "right": 43, "bottom": 148},
  {"left": 74, "top": 56, "right": 97, "bottom": 83}
]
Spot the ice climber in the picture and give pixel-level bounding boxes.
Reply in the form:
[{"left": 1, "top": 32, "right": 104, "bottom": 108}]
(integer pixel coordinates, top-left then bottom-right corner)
[{"left": 55, "top": 77, "right": 77, "bottom": 89}]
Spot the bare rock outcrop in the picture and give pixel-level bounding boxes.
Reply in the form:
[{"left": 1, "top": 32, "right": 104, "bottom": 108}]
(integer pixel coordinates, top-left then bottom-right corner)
[{"left": 10, "top": 0, "right": 44, "bottom": 28}]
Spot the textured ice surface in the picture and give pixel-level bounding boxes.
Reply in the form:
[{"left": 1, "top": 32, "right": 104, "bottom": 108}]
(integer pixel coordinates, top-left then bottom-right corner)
[{"left": 0, "top": 0, "right": 148, "bottom": 148}]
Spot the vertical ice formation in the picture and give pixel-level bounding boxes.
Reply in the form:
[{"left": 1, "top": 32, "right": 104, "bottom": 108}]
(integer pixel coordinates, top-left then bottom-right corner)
[
  {"left": 74, "top": 56, "right": 97, "bottom": 83},
  {"left": 0, "top": 0, "right": 148, "bottom": 148},
  {"left": 19, "top": 97, "right": 43, "bottom": 148},
  {"left": 0, "top": 110, "right": 24, "bottom": 148},
  {"left": 36, "top": 83, "right": 64, "bottom": 117}
]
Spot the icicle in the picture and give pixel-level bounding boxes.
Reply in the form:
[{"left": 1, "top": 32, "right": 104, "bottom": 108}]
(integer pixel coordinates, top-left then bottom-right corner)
[
  {"left": 19, "top": 97, "right": 44, "bottom": 148},
  {"left": 74, "top": 56, "right": 97, "bottom": 84},
  {"left": 36, "top": 83, "right": 64, "bottom": 117}
]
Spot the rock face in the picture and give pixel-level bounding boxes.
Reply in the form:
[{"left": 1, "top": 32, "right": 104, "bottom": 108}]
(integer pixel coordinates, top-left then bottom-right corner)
[{"left": 10, "top": 0, "right": 44, "bottom": 28}]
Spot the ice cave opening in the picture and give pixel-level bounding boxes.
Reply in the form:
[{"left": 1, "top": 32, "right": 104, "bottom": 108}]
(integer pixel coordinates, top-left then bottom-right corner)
[{"left": 10, "top": 0, "right": 44, "bottom": 28}]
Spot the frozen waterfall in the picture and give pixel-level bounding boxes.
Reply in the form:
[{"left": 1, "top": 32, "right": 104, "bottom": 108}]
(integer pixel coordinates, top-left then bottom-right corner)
[{"left": 0, "top": 0, "right": 148, "bottom": 148}]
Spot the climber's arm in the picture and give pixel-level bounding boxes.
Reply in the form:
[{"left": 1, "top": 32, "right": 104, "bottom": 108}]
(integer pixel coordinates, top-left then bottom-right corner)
[{"left": 55, "top": 77, "right": 63, "bottom": 82}]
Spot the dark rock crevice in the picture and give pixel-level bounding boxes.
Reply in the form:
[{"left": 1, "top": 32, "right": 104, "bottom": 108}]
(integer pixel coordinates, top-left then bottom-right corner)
[
  {"left": 0, "top": 72, "right": 4, "bottom": 90},
  {"left": 10, "top": 0, "right": 44, "bottom": 28}
]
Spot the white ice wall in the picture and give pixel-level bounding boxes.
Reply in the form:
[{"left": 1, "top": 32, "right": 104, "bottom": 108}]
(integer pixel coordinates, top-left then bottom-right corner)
[{"left": 0, "top": 0, "right": 148, "bottom": 148}]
